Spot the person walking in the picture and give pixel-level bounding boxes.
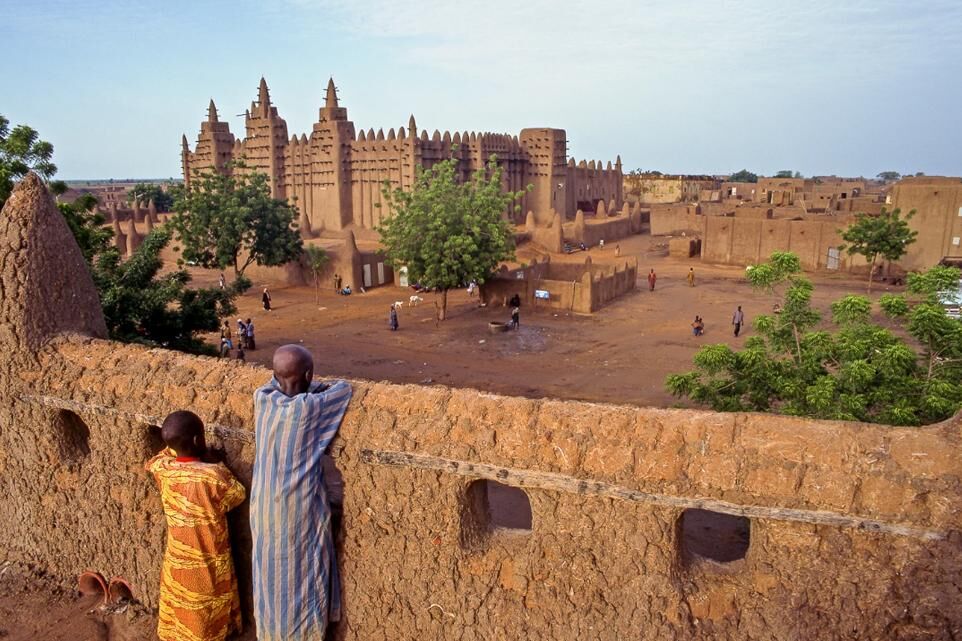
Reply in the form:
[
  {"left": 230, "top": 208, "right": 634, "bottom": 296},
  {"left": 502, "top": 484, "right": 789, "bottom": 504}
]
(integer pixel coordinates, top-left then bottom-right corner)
[
  {"left": 237, "top": 318, "right": 247, "bottom": 345},
  {"left": 687, "top": 267, "right": 695, "bottom": 287},
  {"left": 692, "top": 315, "right": 704, "bottom": 336},
  {"left": 510, "top": 305, "right": 520, "bottom": 330},
  {"left": 389, "top": 304, "right": 399, "bottom": 331},
  {"left": 245, "top": 318, "right": 255, "bottom": 350},
  {"left": 733, "top": 305, "right": 745, "bottom": 337},
  {"left": 648, "top": 269, "right": 657, "bottom": 291},
  {"left": 333, "top": 273, "right": 340, "bottom": 293},
  {"left": 219, "top": 321, "right": 232, "bottom": 357},
  {"left": 218, "top": 272, "right": 226, "bottom": 290},
  {"left": 262, "top": 287, "right": 272, "bottom": 312}
]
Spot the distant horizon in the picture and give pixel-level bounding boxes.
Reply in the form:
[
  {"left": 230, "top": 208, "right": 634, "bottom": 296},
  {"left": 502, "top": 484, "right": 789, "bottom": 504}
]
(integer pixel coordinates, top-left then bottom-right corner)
[{"left": 4, "top": 0, "right": 961, "bottom": 180}]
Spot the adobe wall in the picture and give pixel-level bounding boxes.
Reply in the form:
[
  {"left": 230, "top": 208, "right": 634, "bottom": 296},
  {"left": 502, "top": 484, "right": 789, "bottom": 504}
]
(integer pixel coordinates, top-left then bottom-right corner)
[
  {"left": 649, "top": 204, "right": 705, "bottom": 236},
  {"left": 702, "top": 215, "right": 867, "bottom": 272},
  {"left": 564, "top": 212, "right": 637, "bottom": 247},
  {"left": 3, "top": 176, "right": 962, "bottom": 640},
  {"left": 890, "top": 178, "right": 962, "bottom": 270}
]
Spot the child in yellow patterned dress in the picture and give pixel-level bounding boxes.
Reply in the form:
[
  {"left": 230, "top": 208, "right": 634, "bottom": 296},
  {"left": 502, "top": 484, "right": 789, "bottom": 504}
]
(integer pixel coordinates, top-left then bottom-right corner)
[{"left": 146, "top": 410, "right": 246, "bottom": 641}]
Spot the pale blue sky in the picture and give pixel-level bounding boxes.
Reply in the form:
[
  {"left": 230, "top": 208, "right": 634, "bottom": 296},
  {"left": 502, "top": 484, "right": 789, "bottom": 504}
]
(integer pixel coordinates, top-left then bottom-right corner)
[{"left": 2, "top": 0, "right": 961, "bottom": 179}]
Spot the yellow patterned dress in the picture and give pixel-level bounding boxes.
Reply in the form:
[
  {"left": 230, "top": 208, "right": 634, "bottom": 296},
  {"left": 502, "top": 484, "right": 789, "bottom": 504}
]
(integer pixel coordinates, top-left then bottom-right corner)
[{"left": 146, "top": 450, "right": 246, "bottom": 641}]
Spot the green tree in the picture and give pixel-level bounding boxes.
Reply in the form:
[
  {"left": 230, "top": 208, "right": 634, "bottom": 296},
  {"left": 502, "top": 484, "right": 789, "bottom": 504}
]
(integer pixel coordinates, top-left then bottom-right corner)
[
  {"left": 0, "top": 114, "right": 65, "bottom": 207},
  {"left": 667, "top": 254, "right": 962, "bottom": 426},
  {"left": 303, "top": 245, "right": 329, "bottom": 306},
  {"left": 58, "top": 194, "right": 113, "bottom": 263},
  {"left": 840, "top": 207, "right": 918, "bottom": 293},
  {"left": 169, "top": 162, "right": 303, "bottom": 277},
  {"left": 729, "top": 169, "right": 758, "bottom": 183},
  {"left": 877, "top": 171, "right": 901, "bottom": 182},
  {"left": 774, "top": 170, "right": 794, "bottom": 178},
  {"left": 92, "top": 228, "right": 239, "bottom": 354},
  {"left": 127, "top": 182, "right": 175, "bottom": 212},
  {"left": 55, "top": 188, "right": 242, "bottom": 355},
  {"left": 378, "top": 154, "right": 526, "bottom": 320}
]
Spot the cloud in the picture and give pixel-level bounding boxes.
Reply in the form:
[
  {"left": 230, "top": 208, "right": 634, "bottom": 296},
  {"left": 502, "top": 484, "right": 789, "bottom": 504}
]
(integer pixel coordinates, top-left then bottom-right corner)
[{"left": 289, "top": 0, "right": 962, "bottom": 83}]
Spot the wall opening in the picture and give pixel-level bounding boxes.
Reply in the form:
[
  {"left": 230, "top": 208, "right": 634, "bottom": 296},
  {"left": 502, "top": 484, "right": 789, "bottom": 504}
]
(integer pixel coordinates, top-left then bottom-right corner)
[
  {"left": 460, "top": 480, "right": 532, "bottom": 549},
  {"left": 54, "top": 410, "right": 91, "bottom": 464},
  {"left": 143, "top": 425, "right": 165, "bottom": 457},
  {"left": 679, "top": 508, "right": 749, "bottom": 564}
]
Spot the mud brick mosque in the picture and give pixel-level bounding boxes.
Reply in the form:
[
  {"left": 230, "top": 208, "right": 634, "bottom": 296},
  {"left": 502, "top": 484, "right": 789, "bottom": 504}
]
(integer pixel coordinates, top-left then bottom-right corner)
[{"left": 181, "top": 78, "right": 624, "bottom": 235}]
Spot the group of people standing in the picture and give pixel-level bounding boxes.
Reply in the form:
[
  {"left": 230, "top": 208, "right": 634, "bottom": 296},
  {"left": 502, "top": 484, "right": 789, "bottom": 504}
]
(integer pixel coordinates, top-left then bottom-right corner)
[
  {"left": 220, "top": 318, "right": 256, "bottom": 359},
  {"left": 147, "top": 345, "right": 352, "bottom": 641}
]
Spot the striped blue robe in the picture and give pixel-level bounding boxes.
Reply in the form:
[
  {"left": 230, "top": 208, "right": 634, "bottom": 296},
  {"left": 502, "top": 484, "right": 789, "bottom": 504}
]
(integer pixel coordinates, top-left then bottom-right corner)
[{"left": 250, "top": 377, "right": 353, "bottom": 641}]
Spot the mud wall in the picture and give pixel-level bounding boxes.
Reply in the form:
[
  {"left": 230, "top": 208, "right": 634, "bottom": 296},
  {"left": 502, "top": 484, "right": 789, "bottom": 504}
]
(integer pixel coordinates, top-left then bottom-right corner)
[
  {"left": 702, "top": 215, "right": 868, "bottom": 272},
  {"left": 6, "top": 338, "right": 962, "bottom": 641},
  {"left": 650, "top": 204, "right": 704, "bottom": 236},
  {"left": 3, "top": 175, "right": 962, "bottom": 640},
  {"left": 890, "top": 178, "right": 962, "bottom": 270}
]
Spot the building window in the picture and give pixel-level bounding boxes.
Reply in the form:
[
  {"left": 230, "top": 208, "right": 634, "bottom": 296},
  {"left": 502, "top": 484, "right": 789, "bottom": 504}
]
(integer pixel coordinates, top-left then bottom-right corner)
[
  {"left": 460, "top": 480, "right": 532, "bottom": 549},
  {"left": 678, "top": 508, "right": 749, "bottom": 564}
]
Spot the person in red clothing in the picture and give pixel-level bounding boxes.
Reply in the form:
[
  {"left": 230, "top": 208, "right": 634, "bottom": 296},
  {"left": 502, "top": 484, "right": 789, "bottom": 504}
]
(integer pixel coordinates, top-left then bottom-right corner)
[{"left": 647, "top": 269, "right": 657, "bottom": 291}]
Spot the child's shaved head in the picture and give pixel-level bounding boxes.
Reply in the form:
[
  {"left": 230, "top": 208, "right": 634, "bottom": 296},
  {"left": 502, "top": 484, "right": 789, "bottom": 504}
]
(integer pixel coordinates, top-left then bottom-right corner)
[{"left": 161, "top": 410, "right": 206, "bottom": 457}]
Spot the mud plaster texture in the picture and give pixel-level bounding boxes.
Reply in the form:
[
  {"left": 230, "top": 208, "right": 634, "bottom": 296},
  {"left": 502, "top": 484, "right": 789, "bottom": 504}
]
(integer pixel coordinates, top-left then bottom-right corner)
[{"left": 1, "top": 174, "right": 962, "bottom": 640}]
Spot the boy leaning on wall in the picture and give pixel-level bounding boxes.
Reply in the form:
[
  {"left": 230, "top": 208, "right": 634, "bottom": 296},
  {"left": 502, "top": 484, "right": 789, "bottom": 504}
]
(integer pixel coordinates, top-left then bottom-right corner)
[{"left": 145, "top": 411, "right": 246, "bottom": 641}]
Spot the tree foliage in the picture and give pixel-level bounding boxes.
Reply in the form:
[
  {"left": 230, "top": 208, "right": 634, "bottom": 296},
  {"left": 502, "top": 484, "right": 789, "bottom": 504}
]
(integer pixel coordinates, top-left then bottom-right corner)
[
  {"left": 378, "top": 153, "right": 526, "bottom": 319},
  {"left": 667, "top": 253, "right": 962, "bottom": 426},
  {"left": 57, "top": 193, "right": 241, "bottom": 355},
  {"left": 169, "top": 162, "right": 303, "bottom": 277},
  {"left": 127, "top": 182, "right": 174, "bottom": 212},
  {"left": 303, "top": 245, "right": 329, "bottom": 305},
  {"left": 92, "top": 228, "right": 240, "bottom": 354},
  {"left": 877, "top": 171, "right": 901, "bottom": 182},
  {"left": 774, "top": 170, "right": 802, "bottom": 179},
  {"left": 729, "top": 169, "right": 758, "bottom": 183},
  {"left": 0, "top": 114, "right": 65, "bottom": 207},
  {"left": 58, "top": 194, "right": 112, "bottom": 263},
  {"left": 840, "top": 207, "right": 918, "bottom": 293}
]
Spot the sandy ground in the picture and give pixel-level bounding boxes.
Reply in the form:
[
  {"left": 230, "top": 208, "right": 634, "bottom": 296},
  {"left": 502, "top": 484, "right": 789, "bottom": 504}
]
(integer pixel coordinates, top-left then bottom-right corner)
[{"left": 208, "top": 232, "right": 901, "bottom": 409}]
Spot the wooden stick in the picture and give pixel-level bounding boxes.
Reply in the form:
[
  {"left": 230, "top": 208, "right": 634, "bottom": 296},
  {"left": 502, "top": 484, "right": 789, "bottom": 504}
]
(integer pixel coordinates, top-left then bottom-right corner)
[{"left": 360, "top": 449, "right": 945, "bottom": 541}]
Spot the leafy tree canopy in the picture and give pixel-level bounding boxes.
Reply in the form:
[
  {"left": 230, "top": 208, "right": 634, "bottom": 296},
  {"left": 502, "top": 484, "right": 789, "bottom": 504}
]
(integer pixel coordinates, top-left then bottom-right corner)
[
  {"left": 169, "top": 162, "right": 303, "bottom": 277},
  {"left": 0, "top": 114, "right": 65, "bottom": 207},
  {"left": 93, "top": 228, "right": 240, "bottom": 353},
  {"left": 127, "top": 182, "right": 175, "bottom": 212},
  {"left": 378, "top": 153, "right": 526, "bottom": 319},
  {"left": 667, "top": 253, "right": 962, "bottom": 426},
  {"left": 729, "top": 169, "right": 758, "bottom": 183},
  {"left": 58, "top": 194, "right": 112, "bottom": 263},
  {"left": 877, "top": 171, "right": 901, "bottom": 182},
  {"left": 57, "top": 193, "right": 242, "bottom": 355},
  {"left": 840, "top": 207, "right": 918, "bottom": 293}
]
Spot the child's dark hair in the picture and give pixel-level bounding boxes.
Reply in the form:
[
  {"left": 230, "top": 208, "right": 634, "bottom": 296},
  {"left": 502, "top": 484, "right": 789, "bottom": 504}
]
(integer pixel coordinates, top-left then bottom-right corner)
[{"left": 160, "top": 410, "right": 205, "bottom": 457}]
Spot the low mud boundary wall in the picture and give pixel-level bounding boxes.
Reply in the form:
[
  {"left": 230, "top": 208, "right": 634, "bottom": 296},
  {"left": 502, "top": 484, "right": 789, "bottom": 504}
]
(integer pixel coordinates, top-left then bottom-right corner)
[{"left": 3, "top": 336, "right": 961, "bottom": 640}]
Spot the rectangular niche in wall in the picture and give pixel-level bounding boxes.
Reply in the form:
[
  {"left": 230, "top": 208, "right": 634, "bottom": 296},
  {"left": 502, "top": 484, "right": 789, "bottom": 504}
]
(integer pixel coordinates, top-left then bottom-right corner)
[
  {"left": 460, "top": 480, "right": 532, "bottom": 550},
  {"left": 679, "top": 508, "right": 750, "bottom": 565}
]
